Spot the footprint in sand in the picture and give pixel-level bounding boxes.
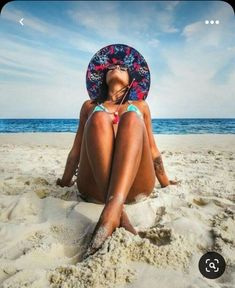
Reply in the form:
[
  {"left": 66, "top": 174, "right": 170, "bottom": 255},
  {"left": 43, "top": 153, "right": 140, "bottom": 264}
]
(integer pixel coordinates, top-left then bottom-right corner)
[
  {"left": 0, "top": 231, "right": 45, "bottom": 260},
  {"left": 34, "top": 188, "right": 50, "bottom": 199},
  {"left": 193, "top": 197, "right": 210, "bottom": 206},
  {"left": 138, "top": 225, "right": 172, "bottom": 246},
  {"left": 209, "top": 208, "right": 235, "bottom": 266},
  {"left": 193, "top": 196, "right": 235, "bottom": 209},
  {"left": 210, "top": 208, "right": 235, "bottom": 245},
  {"left": 1, "top": 267, "right": 47, "bottom": 287},
  {"left": 32, "top": 177, "right": 49, "bottom": 186},
  {"left": 154, "top": 206, "right": 166, "bottom": 223},
  {"left": 0, "top": 197, "right": 39, "bottom": 222}
]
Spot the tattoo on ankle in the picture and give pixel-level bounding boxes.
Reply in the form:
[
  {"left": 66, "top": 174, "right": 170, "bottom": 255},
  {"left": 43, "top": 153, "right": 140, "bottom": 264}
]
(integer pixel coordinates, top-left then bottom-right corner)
[{"left": 153, "top": 155, "right": 165, "bottom": 175}]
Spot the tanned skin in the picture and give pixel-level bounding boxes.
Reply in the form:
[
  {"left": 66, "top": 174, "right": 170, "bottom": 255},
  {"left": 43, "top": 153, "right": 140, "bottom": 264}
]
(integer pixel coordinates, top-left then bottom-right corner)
[{"left": 57, "top": 65, "right": 179, "bottom": 258}]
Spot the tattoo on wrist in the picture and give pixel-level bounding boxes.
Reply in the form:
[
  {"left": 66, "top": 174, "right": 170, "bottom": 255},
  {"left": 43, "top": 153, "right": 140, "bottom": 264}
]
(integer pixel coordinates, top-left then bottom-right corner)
[{"left": 153, "top": 155, "right": 165, "bottom": 175}]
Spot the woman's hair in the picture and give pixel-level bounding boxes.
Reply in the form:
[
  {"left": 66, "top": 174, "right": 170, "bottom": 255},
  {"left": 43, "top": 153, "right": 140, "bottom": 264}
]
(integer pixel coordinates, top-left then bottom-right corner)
[{"left": 91, "top": 69, "right": 133, "bottom": 105}]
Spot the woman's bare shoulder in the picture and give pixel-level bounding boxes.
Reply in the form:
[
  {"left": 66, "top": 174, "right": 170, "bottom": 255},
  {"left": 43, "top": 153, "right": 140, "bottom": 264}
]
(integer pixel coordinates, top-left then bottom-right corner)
[
  {"left": 131, "top": 100, "right": 149, "bottom": 112},
  {"left": 82, "top": 99, "right": 93, "bottom": 108},
  {"left": 81, "top": 99, "right": 96, "bottom": 114}
]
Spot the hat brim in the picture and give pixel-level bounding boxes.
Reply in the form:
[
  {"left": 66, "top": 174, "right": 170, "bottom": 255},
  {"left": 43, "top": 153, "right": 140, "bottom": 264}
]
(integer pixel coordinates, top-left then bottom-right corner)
[{"left": 86, "top": 44, "right": 151, "bottom": 100}]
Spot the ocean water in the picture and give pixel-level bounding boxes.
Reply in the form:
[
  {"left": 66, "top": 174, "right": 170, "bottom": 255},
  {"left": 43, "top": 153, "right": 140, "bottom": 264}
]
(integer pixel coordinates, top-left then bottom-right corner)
[{"left": 0, "top": 119, "right": 235, "bottom": 134}]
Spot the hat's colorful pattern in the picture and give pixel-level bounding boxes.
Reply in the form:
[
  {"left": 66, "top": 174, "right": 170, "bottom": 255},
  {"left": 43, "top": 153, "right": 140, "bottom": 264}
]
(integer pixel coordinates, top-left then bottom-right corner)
[{"left": 86, "top": 44, "right": 151, "bottom": 100}]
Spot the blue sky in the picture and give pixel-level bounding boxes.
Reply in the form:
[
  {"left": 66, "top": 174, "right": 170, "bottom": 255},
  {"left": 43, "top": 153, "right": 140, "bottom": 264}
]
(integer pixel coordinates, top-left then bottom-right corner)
[{"left": 0, "top": 1, "right": 234, "bottom": 118}]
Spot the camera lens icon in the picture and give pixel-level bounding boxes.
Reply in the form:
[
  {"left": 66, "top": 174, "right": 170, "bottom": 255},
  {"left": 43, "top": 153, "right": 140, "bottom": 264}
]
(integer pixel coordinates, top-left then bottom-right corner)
[
  {"left": 206, "top": 258, "right": 219, "bottom": 272},
  {"left": 199, "top": 252, "right": 226, "bottom": 279}
]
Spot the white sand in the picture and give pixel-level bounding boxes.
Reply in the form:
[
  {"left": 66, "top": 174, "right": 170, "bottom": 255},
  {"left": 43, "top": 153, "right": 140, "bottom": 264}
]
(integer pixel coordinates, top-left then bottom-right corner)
[{"left": 0, "top": 133, "right": 234, "bottom": 288}]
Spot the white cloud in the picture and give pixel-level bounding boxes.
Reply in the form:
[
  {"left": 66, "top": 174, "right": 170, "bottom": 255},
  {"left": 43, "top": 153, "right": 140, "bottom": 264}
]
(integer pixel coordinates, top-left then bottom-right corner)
[
  {"left": 148, "top": 2, "right": 179, "bottom": 34},
  {"left": 0, "top": 37, "right": 88, "bottom": 118},
  {"left": 0, "top": 38, "right": 86, "bottom": 80},
  {"left": 1, "top": 6, "right": 103, "bottom": 54},
  {"left": 148, "top": 32, "right": 235, "bottom": 118},
  {"left": 67, "top": 1, "right": 179, "bottom": 40},
  {"left": 147, "top": 38, "right": 160, "bottom": 48},
  {"left": 182, "top": 21, "right": 204, "bottom": 38},
  {"left": 181, "top": 1, "right": 234, "bottom": 46},
  {"left": 1, "top": 1, "right": 234, "bottom": 119},
  {"left": 0, "top": 81, "right": 86, "bottom": 118},
  {"left": 2, "top": 7, "right": 55, "bottom": 34},
  {"left": 142, "top": 2, "right": 235, "bottom": 118},
  {"left": 165, "top": 1, "right": 180, "bottom": 11},
  {"left": 67, "top": 1, "right": 121, "bottom": 39}
]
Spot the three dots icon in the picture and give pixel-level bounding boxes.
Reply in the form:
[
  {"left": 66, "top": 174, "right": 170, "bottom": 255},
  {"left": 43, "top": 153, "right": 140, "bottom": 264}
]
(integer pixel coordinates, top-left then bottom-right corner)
[{"left": 205, "top": 20, "right": 220, "bottom": 24}]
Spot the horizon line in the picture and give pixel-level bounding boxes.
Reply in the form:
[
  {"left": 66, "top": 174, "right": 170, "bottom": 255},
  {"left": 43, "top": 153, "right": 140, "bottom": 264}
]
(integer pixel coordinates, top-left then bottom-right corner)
[{"left": 0, "top": 118, "right": 235, "bottom": 120}]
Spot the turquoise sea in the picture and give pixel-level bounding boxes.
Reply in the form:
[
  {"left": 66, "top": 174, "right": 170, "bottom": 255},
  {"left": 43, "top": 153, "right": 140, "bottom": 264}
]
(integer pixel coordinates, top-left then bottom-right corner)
[{"left": 0, "top": 119, "right": 235, "bottom": 134}]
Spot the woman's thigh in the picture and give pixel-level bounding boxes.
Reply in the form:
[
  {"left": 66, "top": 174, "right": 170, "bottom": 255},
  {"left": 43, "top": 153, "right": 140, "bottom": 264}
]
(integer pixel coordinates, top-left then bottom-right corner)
[
  {"left": 125, "top": 121, "right": 156, "bottom": 203},
  {"left": 76, "top": 131, "right": 98, "bottom": 198},
  {"left": 77, "top": 112, "right": 155, "bottom": 204},
  {"left": 76, "top": 112, "right": 114, "bottom": 203}
]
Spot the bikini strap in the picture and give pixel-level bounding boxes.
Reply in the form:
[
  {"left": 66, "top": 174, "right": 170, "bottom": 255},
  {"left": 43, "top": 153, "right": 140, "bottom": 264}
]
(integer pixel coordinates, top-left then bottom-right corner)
[{"left": 98, "top": 103, "right": 108, "bottom": 111}]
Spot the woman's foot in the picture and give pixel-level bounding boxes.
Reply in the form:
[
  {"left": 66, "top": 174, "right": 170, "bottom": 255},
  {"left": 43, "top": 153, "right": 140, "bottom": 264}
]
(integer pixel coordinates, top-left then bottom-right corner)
[
  {"left": 119, "top": 209, "right": 137, "bottom": 235},
  {"left": 83, "top": 198, "right": 123, "bottom": 259}
]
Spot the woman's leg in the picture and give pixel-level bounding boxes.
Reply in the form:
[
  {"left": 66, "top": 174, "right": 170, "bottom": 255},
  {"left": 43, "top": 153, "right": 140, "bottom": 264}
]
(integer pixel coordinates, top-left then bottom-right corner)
[
  {"left": 77, "top": 111, "right": 115, "bottom": 203},
  {"left": 106, "top": 112, "right": 156, "bottom": 203},
  {"left": 77, "top": 111, "right": 138, "bottom": 234},
  {"left": 84, "top": 111, "right": 155, "bottom": 258}
]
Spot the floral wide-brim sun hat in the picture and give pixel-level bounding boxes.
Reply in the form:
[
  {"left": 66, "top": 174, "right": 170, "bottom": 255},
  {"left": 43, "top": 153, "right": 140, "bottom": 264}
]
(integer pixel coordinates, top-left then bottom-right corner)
[{"left": 86, "top": 44, "right": 151, "bottom": 101}]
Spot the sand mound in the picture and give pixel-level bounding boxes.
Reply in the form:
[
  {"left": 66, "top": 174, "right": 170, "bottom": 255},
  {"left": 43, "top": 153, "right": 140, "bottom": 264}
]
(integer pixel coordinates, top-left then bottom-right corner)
[
  {"left": 49, "top": 226, "right": 195, "bottom": 288},
  {"left": 1, "top": 135, "right": 235, "bottom": 288}
]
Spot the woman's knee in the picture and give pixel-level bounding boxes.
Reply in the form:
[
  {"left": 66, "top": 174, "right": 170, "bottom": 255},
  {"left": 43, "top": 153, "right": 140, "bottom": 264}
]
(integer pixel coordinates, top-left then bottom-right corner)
[
  {"left": 119, "top": 111, "right": 143, "bottom": 128},
  {"left": 87, "top": 111, "right": 112, "bottom": 129}
]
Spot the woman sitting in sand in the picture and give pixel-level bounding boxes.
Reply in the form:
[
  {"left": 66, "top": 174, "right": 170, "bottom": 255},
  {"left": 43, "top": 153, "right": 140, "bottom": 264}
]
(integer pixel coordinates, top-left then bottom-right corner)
[{"left": 57, "top": 44, "right": 178, "bottom": 259}]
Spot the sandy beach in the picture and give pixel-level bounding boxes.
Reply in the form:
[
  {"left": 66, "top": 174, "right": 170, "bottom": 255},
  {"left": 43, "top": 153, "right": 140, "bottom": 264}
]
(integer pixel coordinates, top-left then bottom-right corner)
[{"left": 0, "top": 133, "right": 234, "bottom": 288}]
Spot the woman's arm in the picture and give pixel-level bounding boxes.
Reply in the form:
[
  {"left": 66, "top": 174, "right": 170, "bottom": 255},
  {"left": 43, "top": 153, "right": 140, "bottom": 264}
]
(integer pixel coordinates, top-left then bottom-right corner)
[
  {"left": 142, "top": 101, "right": 170, "bottom": 187},
  {"left": 57, "top": 100, "right": 90, "bottom": 187}
]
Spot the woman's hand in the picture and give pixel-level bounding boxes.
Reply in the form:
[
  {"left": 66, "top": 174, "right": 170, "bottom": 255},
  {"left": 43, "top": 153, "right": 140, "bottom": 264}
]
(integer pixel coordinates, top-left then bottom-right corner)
[
  {"left": 56, "top": 178, "right": 75, "bottom": 187},
  {"left": 160, "top": 178, "right": 181, "bottom": 188}
]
